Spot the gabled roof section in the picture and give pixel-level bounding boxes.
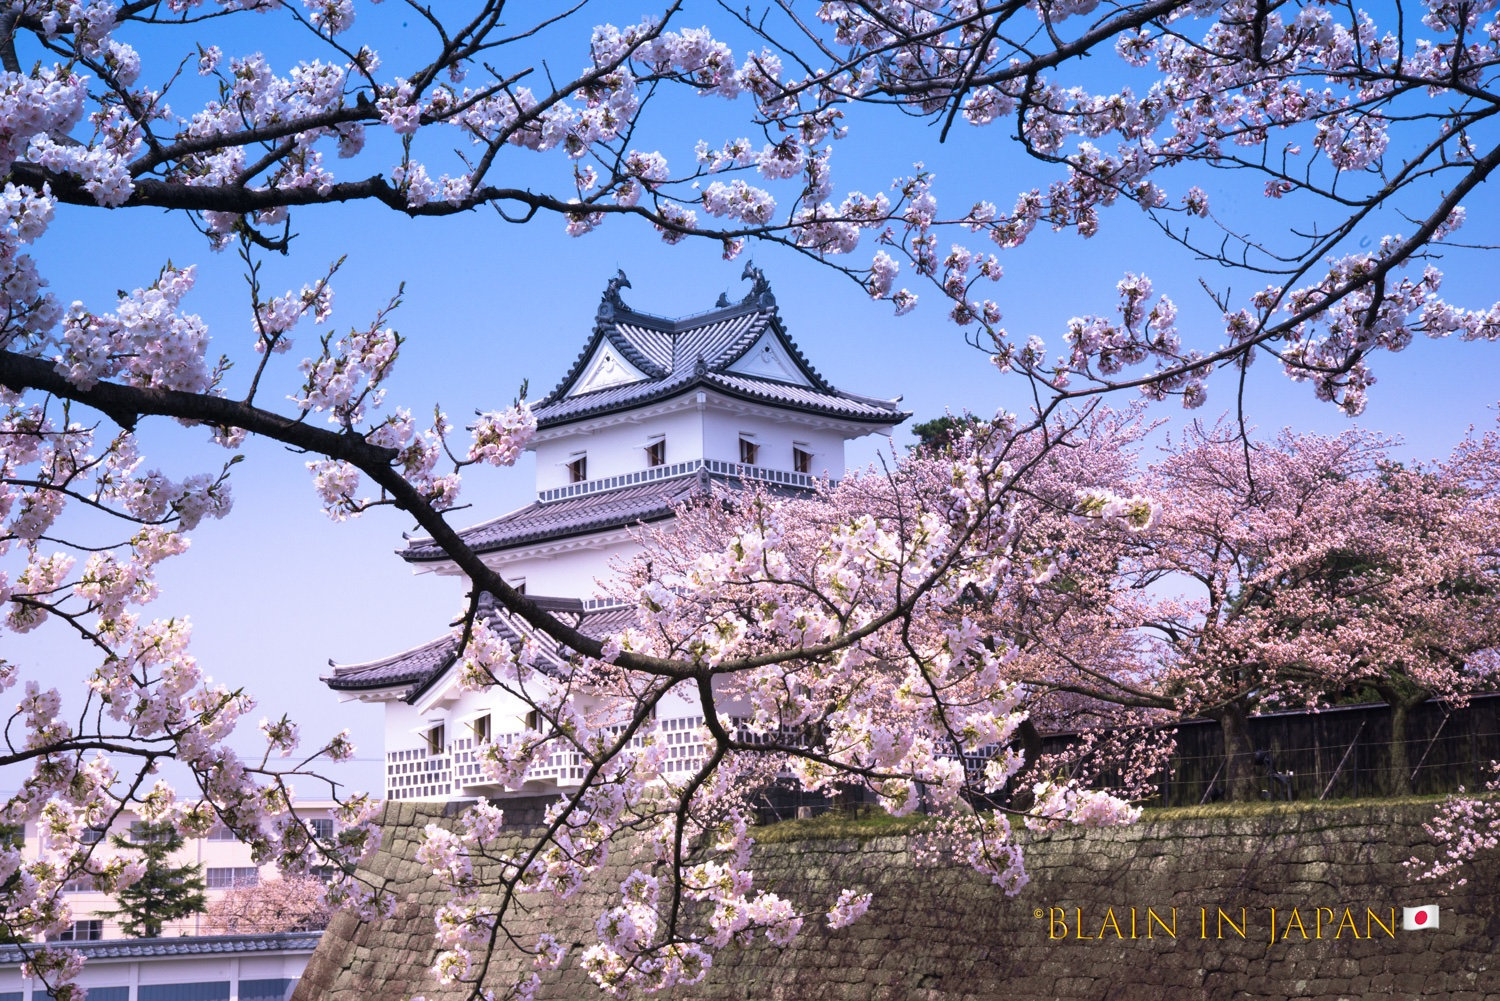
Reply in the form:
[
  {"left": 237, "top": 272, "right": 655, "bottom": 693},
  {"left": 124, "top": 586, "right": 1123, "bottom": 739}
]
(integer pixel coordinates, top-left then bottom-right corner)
[
  {"left": 401, "top": 470, "right": 708, "bottom": 563},
  {"left": 322, "top": 596, "right": 638, "bottom": 701},
  {"left": 567, "top": 340, "right": 652, "bottom": 397},
  {"left": 533, "top": 264, "right": 908, "bottom": 430}
]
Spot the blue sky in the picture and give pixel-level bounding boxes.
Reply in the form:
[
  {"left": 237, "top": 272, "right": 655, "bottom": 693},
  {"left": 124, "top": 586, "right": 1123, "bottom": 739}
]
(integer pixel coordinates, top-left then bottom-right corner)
[{"left": 4, "top": 2, "right": 1498, "bottom": 796}]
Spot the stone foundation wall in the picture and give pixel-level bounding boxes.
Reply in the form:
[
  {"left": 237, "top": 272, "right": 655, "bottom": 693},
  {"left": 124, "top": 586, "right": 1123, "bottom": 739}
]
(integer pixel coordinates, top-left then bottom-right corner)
[{"left": 295, "top": 800, "right": 1500, "bottom": 1001}]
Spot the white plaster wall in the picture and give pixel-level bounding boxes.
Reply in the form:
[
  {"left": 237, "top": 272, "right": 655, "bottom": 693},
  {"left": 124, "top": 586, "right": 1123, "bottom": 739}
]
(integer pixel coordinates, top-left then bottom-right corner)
[
  {"left": 533, "top": 408, "right": 706, "bottom": 490},
  {"left": 700, "top": 408, "right": 847, "bottom": 477},
  {"left": 382, "top": 698, "right": 441, "bottom": 753},
  {"left": 415, "top": 682, "right": 545, "bottom": 738},
  {"left": 491, "top": 537, "right": 642, "bottom": 598},
  {"left": 1, "top": 950, "right": 314, "bottom": 997}
]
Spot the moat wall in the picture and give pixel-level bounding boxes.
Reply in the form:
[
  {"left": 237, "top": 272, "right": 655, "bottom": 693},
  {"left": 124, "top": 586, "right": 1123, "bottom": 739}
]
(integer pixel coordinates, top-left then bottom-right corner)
[{"left": 295, "top": 800, "right": 1500, "bottom": 1001}]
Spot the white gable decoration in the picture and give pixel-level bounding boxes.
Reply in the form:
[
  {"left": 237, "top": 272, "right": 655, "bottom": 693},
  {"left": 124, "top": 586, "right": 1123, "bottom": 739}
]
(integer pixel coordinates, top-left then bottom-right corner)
[
  {"left": 568, "top": 343, "right": 647, "bottom": 397},
  {"left": 725, "top": 331, "right": 812, "bottom": 386}
]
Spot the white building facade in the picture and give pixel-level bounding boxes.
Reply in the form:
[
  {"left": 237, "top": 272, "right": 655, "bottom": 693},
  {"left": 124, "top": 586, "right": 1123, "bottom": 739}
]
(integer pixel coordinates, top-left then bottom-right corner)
[
  {"left": 17, "top": 804, "right": 338, "bottom": 942},
  {"left": 324, "top": 267, "right": 908, "bottom": 803},
  {"left": 0, "top": 931, "right": 319, "bottom": 1001}
]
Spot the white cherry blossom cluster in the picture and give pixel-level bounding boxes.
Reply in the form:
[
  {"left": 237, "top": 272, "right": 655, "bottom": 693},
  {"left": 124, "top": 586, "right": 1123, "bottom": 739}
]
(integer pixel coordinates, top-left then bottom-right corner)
[{"left": 467, "top": 404, "right": 537, "bottom": 467}]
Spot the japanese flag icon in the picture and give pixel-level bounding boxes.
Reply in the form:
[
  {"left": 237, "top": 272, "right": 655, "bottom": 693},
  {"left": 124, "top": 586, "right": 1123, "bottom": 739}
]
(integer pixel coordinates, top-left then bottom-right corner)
[{"left": 1403, "top": 905, "right": 1439, "bottom": 930}]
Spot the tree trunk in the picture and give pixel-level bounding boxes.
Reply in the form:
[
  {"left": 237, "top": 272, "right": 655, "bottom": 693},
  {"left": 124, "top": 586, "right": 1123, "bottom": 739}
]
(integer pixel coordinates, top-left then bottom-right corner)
[
  {"left": 1381, "top": 694, "right": 1425, "bottom": 797},
  {"left": 1215, "top": 703, "right": 1260, "bottom": 802}
]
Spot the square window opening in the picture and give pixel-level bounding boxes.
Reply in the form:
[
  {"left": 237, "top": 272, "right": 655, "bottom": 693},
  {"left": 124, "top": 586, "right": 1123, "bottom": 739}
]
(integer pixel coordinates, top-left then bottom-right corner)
[{"left": 645, "top": 438, "right": 666, "bottom": 467}]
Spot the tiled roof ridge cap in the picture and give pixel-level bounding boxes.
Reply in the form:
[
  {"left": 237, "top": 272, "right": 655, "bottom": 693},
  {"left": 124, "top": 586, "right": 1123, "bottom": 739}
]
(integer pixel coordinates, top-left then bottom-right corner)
[
  {"left": 613, "top": 293, "right": 768, "bottom": 332},
  {"left": 0, "top": 930, "right": 323, "bottom": 963}
]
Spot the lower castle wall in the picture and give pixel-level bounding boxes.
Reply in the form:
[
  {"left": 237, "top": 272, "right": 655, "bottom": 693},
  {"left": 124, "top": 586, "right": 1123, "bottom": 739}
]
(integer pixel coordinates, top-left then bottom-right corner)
[{"left": 295, "top": 800, "right": 1500, "bottom": 1000}]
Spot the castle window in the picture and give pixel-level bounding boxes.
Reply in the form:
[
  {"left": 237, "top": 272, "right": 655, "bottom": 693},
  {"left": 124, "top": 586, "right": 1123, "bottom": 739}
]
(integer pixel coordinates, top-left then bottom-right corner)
[
  {"left": 793, "top": 444, "right": 813, "bottom": 474},
  {"left": 525, "top": 709, "right": 543, "bottom": 732},
  {"left": 567, "top": 453, "right": 587, "bottom": 483},
  {"left": 739, "top": 436, "right": 759, "bottom": 465},
  {"left": 471, "top": 713, "right": 491, "bottom": 744},
  {"left": 427, "top": 723, "right": 446, "bottom": 755},
  {"left": 645, "top": 437, "right": 666, "bottom": 467}
]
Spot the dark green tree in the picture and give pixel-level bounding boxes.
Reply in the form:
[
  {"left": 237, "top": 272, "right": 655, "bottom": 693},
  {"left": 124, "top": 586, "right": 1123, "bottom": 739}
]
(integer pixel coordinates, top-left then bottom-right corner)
[
  {"left": 101, "top": 822, "right": 207, "bottom": 938},
  {"left": 908, "top": 412, "right": 990, "bottom": 454}
]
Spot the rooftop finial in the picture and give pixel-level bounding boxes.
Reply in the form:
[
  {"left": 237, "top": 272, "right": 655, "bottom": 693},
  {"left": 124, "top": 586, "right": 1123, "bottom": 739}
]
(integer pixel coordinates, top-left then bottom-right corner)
[
  {"left": 740, "top": 259, "right": 774, "bottom": 306},
  {"left": 598, "top": 269, "right": 632, "bottom": 320}
]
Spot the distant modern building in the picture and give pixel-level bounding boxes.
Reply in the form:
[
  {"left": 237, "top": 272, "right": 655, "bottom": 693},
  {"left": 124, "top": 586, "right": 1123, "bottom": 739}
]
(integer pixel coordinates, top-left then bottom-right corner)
[
  {"left": 323, "top": 266, "right": 909, "bottom": 802},
  {"left": 18, "top": 803, "right": 337, "bottom": 942},
  {"left": 0, "top": 931, "right": 320, "bottom": 1001}
]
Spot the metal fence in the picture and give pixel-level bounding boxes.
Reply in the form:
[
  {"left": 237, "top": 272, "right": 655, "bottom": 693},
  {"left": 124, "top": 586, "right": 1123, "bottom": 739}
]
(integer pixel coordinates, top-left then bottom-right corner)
[{"left": 1040, "top": 694, "right": 1500, "bottom": 806}]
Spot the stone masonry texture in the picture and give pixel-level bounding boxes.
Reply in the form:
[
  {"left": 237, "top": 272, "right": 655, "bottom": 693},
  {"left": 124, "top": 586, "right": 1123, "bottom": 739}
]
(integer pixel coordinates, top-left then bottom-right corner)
[{"left": 294, "top": 800, "right": 1500, "bottom": 1000}]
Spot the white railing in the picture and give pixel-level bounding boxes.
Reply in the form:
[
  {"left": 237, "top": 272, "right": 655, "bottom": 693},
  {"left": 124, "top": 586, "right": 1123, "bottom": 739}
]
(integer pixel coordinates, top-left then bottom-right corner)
[
  {"left": 386, "top": 716, "right": 993, "bottom": 803},
  {"left": 385, "top": 745, "right": 453, "bottom": 802},
  {"left": 702, "top": 458, "right": 820, "bottom": 491},
  {"left": 536, "top": 458, "right": 822, "bottom": 504},
  {"left": 537, "top": 460, "right": 702, "bottom": 502}
]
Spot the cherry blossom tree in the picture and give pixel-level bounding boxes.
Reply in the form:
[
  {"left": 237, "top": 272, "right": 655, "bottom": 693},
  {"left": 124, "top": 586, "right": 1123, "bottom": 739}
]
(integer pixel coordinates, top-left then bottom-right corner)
[
  {"left": 204, "top": 875, "right": 331, "bottom": 934},
  {"left": 1131, "top": 422, "right": 1500, "bottom": 800},
  {"left": 0, "top": 1, "right": 1498, "bottom": 998}
]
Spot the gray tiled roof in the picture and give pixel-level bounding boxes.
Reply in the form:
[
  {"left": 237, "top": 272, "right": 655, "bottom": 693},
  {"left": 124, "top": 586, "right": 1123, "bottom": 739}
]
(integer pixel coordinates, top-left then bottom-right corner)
[
  {"left": 0, "top": 931, "right": 322, "bottom": 965},
  {"left": 323, "top": 633, "right": 456, "bottom": 691},
  {"left": 324, "top": 597, "right": 638, "bottom": 699},
  {"left": 532, "top": 273, "right": 908, "bottom": 429},
  {"left": 402, "top": 470, "right": 705, "bottom": 563}
]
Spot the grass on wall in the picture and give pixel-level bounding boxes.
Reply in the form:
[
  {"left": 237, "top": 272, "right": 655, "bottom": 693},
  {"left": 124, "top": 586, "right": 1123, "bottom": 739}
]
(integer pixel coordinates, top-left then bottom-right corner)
[{"left": 751, "top": 793, "right": 1478, "bottom": 842}]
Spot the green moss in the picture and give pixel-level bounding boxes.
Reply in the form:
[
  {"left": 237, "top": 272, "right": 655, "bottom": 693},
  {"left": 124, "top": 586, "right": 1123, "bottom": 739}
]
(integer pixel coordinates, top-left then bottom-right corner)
[
  {"left": 748, "top": 794, "right": 1483, "bottom": 843},
  {"left": 751, "top": 809, "right": 933, "bottom": 843},
  {"left": 1139, "top": 794, "right": 1454, "bottom": 823}
]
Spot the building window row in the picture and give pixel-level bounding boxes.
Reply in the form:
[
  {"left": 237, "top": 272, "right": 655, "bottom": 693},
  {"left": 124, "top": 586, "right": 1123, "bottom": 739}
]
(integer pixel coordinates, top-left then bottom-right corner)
[
  {"left": 742, "top": 435, "right": 815, "bottom": 474},
  {"left": 562, "top": 437, "right": 815, "bottom": 483}
]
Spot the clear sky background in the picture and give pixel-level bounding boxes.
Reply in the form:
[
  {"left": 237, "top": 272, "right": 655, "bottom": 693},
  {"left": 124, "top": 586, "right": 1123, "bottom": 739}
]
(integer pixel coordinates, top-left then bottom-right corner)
[{"left": 4, "top": 2, "right": 1497, "bottom": 796}]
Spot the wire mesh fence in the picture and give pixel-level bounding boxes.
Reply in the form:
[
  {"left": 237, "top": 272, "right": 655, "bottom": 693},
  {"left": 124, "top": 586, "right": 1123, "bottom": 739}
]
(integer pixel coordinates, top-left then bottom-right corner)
[
  {"left": 750, "top": 694, "right": 1500, "bottom": 821},
  {"left": 1044, "top": 694, "right": 1500, "bottom": 806}
]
